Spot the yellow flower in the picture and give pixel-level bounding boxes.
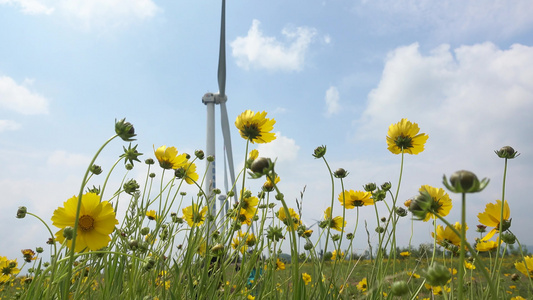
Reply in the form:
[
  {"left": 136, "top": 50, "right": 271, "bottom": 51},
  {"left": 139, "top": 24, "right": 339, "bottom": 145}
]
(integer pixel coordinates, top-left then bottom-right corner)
[
  {"left": 156, "top": 271, "right": 170, "bottom": 290},
  {"left": 338, "top": 190, "right": 374, "bottom": 208},
  {"left": 146, "top": 210, "right": 157, "bottom": 221},
  {"left": 51, "top": 193, "right": 118, "bottom": 252},
  {"left": 277, "top": 207, "right": 301, "bottom": 230},
  {"left": 323, "top": 207, "right": 346, "bottom": 231},
  {"left": 234, "top": 192, "right": 259, "bottom": 225},
  {"left": 476, "top": 239, "right": 500, "bottom": 252},
  {"left": 231, "top": 231, "right": 255, "bottom": 254},
  {"left": 176, "top": 161, "right": 199, "bottom": 185},
  {"left": 432, "top": 222, "right": 467, "bottom": 249},
  {"left": 21, "top": 249, "right": 37, "bottom": 262},
  {"left": 400, "top": 251, "right": 411, "bottom": 257},
  {"left": 249, "top": 149, "right": 259, "bottom": 160},
  {"left": 331, "top": 249, "right": 345, "bottom": 261},
  {"left": 247, "top": 295, "right": 255, "bottom": 300},
  {"left": 407, "top": 272, "right": 420, "bottom": 279},
  {"left": 465, "top": 260, "right": 476, "bottom": 270},
  {"left": 425, "top": 284, "right": 450, "bottom": 295},
  {"left": 511, "top": 296, "right": 526, "bottom": 300},
  {"left": 263, "top": 174, "right": 280, "bottom": 191},
  {"left": 356, "top": 278, "right": 368, "bottom": 292},
  {"left": 419, "top": 185, "right": 452, "bottom": 221},
  {"left": 514, "top": 255, "right": 533, "bottom": 278},
  {"left": 276, "top": 258, "right": 285, "bottom": 270},
  {"left": 302, "top": 273, "right": 312, "bottom": 285},
  {"left": 154, "top": 145, "right": 187, "bottom": 170},
  {"left": 0, "top": 257, "right": 20, "bottom": 283},
  {"left": 386, "top": 118, "right": 428, "bottom": 154},
  {"left": 182, "top": 204, "right": 208, "bottom": 227},
  {"left": 477, "top": 200, "right": 510, "bottom": 241},
  {"left": 235, "top": 110, "right": 276, "bottom": 143},
  {"left": 448, "top": 268, "right": 458, "bottom": 275},
  {"left": 404, "top": 199, "right": 412, "bottom": 207}
]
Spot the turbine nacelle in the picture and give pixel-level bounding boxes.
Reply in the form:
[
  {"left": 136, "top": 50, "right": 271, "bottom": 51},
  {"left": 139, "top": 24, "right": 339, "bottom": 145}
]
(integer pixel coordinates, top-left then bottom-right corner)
[{"left": 202, "top": 92, "right": 227, "bottom": 105}]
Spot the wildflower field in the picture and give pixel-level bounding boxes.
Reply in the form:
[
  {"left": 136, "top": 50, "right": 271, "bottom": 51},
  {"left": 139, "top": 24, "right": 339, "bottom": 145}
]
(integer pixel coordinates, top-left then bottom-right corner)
[{"left": 2, "top": 111, "right": 532, "bottom": 299}]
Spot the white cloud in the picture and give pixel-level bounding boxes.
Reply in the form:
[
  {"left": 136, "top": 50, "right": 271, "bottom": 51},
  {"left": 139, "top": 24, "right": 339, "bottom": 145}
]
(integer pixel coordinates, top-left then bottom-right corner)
[
  {"left": 57, "top": 0, "right": 159, "bottom": 30},
  {"left": 356, "top": 0, "right": 533, "bottom": 40},
  {"left": 324, "top": 86, "right": 340, "bottom": 116},
  {"left": 0, "top": 76, "right": 49, "bottom": 115},
  {"left": 0, "top": 0, "right": 159, "bottom": 30},
  {"left": 0, "top": 0, "right": 54, "bottom": 14},
  {"left": 0, "top": 120, "right": 21, "bottom": 132},
  {"left": 231, "top": 19, "right": 317, "bottom": 72},
  {"left": 354, "top": 42, "right": 533, "bottom": 248},
  {"left": 47, "top": 150, "right": 91, "bottom": 168},
  {"left": 257, "top": 132, "right": 300, "bottom": 163}
]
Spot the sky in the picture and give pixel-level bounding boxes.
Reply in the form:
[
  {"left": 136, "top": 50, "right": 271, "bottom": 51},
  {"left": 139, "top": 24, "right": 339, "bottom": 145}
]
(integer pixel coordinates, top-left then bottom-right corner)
[{"left": 1, "top": 0, "right": 533, "bottom": 263}]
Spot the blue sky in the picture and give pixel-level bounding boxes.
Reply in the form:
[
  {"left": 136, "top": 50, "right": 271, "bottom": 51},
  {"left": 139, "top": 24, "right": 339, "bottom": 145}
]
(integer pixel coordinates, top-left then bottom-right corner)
[{"left": 1, "top": 0, "right": 533, "bottom": 262}]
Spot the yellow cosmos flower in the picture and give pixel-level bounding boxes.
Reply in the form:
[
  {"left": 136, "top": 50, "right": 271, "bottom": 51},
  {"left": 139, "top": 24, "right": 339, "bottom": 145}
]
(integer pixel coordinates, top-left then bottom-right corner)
[
  {"left": 146, "top": 210, "right": 157, "bottom": 221},
  {"left": 476, "top": 239, "right": 500, "bottom": 252},
  {"left": 407, "top": 272, "right": 420, "bottom": 279},
  {"left": 332, "top": 249, "right": 345, "bottom": 261},
  {"left": 234, "top": 191, "right": 259, "bottom": 225},
  {"left": 419, "top": 185, "right": 452, "bottom": 221},
  {"left": 425, "top": 284, "right": 451, "bottom": 295},
  {"left": 276, "top": 258, "right": 285, "bottom": 270},
  {"left": 277, "top": 207, "right": 301, "bottom": 230},
  {"left": 247, "top": 295, "right": 255, "bottom": 300},
  {"left": 514, "top": 255, "right": 533, "bottom": 278},
  {"left": 323, "top": 207, "right": 346, "bottom": 231},
  {"left": 477, "top": 200, "right": 510, "bottom": 241},
  {"left": 338, "top": 190, "right": 374, "bottom": 209},
  {"left": 356, "top": 278, "right": 368, "bottom": 292},
  {"left": 21, "top": 249, "right": 37, "bottom": 262},
  {"left": 400, "top": 251, "right": 411, "bottom": 257},
  {"left": 235, "top": 110, "right": 276, "bottom": 144},
  {"left": 249, "top": 149, "right": 259, "bottom": 160},
  {"left": 432, "top": 222, "right": 467, "bottom": 249},
  {"left": 154, "top": 145, "right": 187, "bottom": 170},
  {"left": 386, "top": 118, "right": 428, "bottom": 155},
  {"left": 465, "top": 261, "right": 476, "bottom": 270},
  {"left": 302, "top": 273, "right": 312, "bottom": 285},
  {"left": 263, "top": 174, "right": 280, "bottom": 192},
  {"left": 176, "top": 161, "right": 199, "bottom": 185},
  {"left": 51, "top": 193, "right": 118, "bottom": 252},
  {"left": 0, "top": 257, "right": 20, "bottom": 283},
  {"left": 511, "top": 296, "right": 526, "bottom": 300},
  {"left": 182, "top": 204, "right": 208, "bottom": 227}
]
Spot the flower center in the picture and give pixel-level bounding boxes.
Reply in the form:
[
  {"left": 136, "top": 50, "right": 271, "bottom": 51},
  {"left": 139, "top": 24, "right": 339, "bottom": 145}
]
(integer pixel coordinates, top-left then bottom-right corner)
[
  {"left": 79, "top": 215, "right": 95, "bottom": 232},
  {"left": 353, "top": 200, "right": 364, "bottom": 207},
  {"left": 242, "top": 124, "right": 260, "bottom": 140},
  {"left": 2, "top": 267, "right": 11, "bottom": 275},
  {"left": 395, "top": 135, "right": 413, "bottom": 149}
]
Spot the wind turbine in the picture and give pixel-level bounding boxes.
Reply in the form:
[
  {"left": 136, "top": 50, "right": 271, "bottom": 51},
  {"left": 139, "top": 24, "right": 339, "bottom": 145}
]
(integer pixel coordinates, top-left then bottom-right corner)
[{"left": 202, "top": 0, "right": 238, "bottom": 228}]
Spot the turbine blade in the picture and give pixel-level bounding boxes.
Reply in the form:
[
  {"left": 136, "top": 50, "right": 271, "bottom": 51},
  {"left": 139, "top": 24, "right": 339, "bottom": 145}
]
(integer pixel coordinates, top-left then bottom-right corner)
[
  {"left": 220, "top": 101, "right": 237, "bottom": 202},
  {"left": 217, "top": 0, "right": 226, "bottom": 97}
]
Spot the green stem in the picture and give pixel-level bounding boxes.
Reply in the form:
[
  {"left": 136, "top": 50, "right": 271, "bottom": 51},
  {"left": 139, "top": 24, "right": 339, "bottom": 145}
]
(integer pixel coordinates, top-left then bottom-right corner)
[
  {"left": 64, "top": 134, "right": 118, "bottom": 298},
  {"left": 458, "top": 192, "right": 466, "bottom": 300}
]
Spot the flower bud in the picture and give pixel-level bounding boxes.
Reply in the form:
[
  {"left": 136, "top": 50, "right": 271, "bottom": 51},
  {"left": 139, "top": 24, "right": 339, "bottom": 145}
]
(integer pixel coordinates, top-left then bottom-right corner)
[
  {"left": 89, "top": 164, "right": 103, "bottom": 175},
  {"left": 63, "top": 227, "right": 75, "bottom": 240},
  {"left": 145, "top": 158, "right": 155, "bottom": 165},
  {"left": 16, "top": 206, "right": 27, "bottom": 219},
  {"left": 395, "top": 207, "right": 408, "bottom": 217},
  {"left": 206, "top": 155, "right": 215, "bottom": 162},
  {"left": 409, "top": 192, "right": 432, "bottom": 221},
  {"left": 123, "top": 179, "right": 140, "bottom": 195},
  {"left": 194, "top": 149, "right": 205, "bottom": 160},
  {"left": 346, "top": 233, "right": 354, "bottom": 240},
  {"left": 424, "top": 263, "right": 451, "bottom": 287},
  {"left": 334, "top": 168, "right": 348, "bottom": 179},
  {"left": 304, "top": 242, "right": 313, "bottom": 251},
  {"left": 391, "top": 280, "right": 409, "bottom": 296},
  {"left": 501, "top": 232, "right": 516, "bottom": 245},
  {"left": 36, "top": 247, "right": 44, "bottom": 253},
  {"left": 381, "top": 182, "right": 392, "bottom": 192},
  {"left": 380, "top": 217, "right": 387, "bottom": 223},
  {"left": 250, "top": 157, "right": 271, "bottom": 175},
  {"left": 476, "top": 224, "right": 487, "bottom": 233},
  {"left": 211, "top": 244, "right": 224, "bottom": 256},
  {"left": 174, "top": 167, "right": 186, "bottom": 179},
  {"left": 312, "top": 145, "right": 327, "bottom": 158},
  {"left": 363, "top": 182, "right": 376, "bottom": 192},
  {"left": 443, "top": 170, "right": 489, "bottom": 193},
  {"left": 129, "top": 239, "right": 139, "bottom": 250},
  {"left": 143, "top": 258, "right": 156, "bottom": 271},
  {"left": 511, "top": 273, "right": 520, "bottom": 281},
  {"left": 125, "top": 163, "right": 133, "bottom": 170},
  {"left": 140, "top": 227, "right": 150, "bottom": 235},
  {"left": 275, "top": 193, "right": 284, "bottom": 201},
  {"left": 375, "top": 226, "right": 385, "bottom": 233},
  {"left": 122, "top": 143, "right": 142, "bottom": 166},
  {"left": 495, "top": 146, "right": 519, "bottom": 159},
  {"left": 332, "top": 234, "right": 341, "bottom": 241},
  {"left": 115, "top": 118, "right": 136, "bottom": 142}
]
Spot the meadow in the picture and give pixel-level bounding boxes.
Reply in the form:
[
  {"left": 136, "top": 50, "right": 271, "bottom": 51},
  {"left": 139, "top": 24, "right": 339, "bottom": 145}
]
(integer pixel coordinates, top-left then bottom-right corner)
[{"left": 1, "top": 111, "right": 532, "bottom": 299}]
